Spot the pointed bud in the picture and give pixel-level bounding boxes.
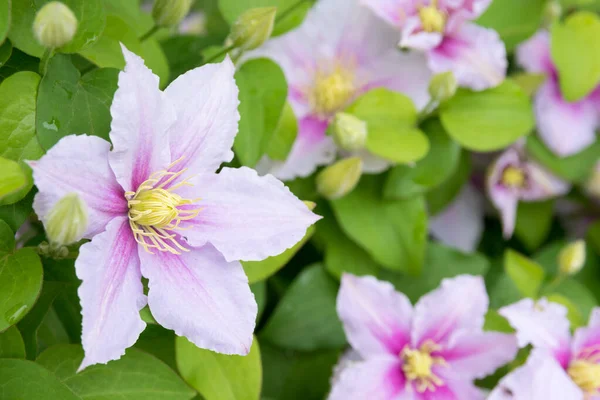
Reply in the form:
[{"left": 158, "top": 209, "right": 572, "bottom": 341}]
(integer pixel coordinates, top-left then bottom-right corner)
[
  {"left": 227, "top": 7, "right": 277, "bottom": 51},
  {"left": 316, "top": 157, "right": 363, "bottom": 200},
  {"left": 33, "top": 1, "right": 78, "bottom": 49},
  {"left": 332, "top": 113, "right": 368, "bottom": 152},
  {"left": 544, "top": 1, "right": 562, "bottom": 26},
  {"left": 428, "top": 71, "right": 457, "bottom": 102},
  {"left": 152, "top": 0, "right": 193, "bottom": 27},
  {"left": 558, "top": 240, "right": 586, "bottom": 276},
  {"left": 45, "top": 193, "right": 88, "bottom": 246},
  {"left": 303, "top": 201, "right": 317, "bottom": 211}
]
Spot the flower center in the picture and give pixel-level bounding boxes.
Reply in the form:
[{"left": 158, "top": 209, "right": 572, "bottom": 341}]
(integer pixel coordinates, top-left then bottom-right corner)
[
  {"left": 502, "top": 166, "right": 526, "bottom": 188},
  {"left": 418, "top": 1, "right": 446, "bottom": 33},
  {"left": 309, "top": 64, "right": 356, "bottom": 117},
  {"left": 568, "top": 356, "right": 600, "bottom": 394},
  {"left": 401, "top": 341, "right": 446, "bottom": 393},
  {"left": 125, "top": 157, "right": 201, "bottom": 255}
]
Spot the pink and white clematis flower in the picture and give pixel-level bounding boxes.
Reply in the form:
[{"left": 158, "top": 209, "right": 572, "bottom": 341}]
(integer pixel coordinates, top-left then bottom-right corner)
[
  {"left": 29, "top": 46, "right": 319, "bottom": 370},
  {"left": 247, "top": 0, "right": 431, "bottom": 181},
  {"left": 329, "top": 274, "right": 518, "bottom": 399},
  {"left": 517, "top": 30, "right": 600, "bottom": 157},
  {"left": 362, "top": 0, "right": 507, "bottom": 91},
  {"left": 486, "top": 143, "right": 570, "bottom": 239},
  {"left": 488, "top": 298, "right": 600, "bottom": 399}
]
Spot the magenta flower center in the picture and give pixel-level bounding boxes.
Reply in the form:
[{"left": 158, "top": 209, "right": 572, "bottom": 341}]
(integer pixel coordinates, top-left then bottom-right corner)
[
  {"left": 418, "top": 0, "right": 446, "bottom": 33},
  {"left": 309, "top": 63, "right": 356, "bottom": 117},
  {"left": 401, "top": 340, "right": 447, "bottom": 393},
  {"left": 568, "top": 348, "right": 600, "bottom": 394}
]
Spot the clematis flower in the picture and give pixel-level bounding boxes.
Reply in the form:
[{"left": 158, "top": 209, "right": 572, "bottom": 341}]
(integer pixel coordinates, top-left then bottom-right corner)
[
  {"left": 517, "top": 30, "right": 600, "bottom": 157},
  {"left": 488, "top": 298, "right": 600, "bottom": 399},
  {"left": 247, "top": 0, "right": 431, "bottom": 181},
  {"left": 29, "top": 46, "right": 319, "bottom": 370},
  {"left": 362, "top": 0, "right": 507, "bottom": 91},
  {"left": 486, "top": 143, "right": 570, "bottom": 239},
  {"left": 329, "top": 274, "right": 518, "bottom": 399}
]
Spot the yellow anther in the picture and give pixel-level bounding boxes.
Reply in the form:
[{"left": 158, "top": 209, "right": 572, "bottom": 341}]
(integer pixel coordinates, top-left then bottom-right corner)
[
  {"left": 309, "top": 64, "right": 356, "bottom": 117},
  {"left": 401, "top": 340, "right": 446, "bottom": 393},
  {"left": 419, "top": 1, "right": 446, "bottom": 33},
  {"left": 568, "top": 359, "right": 600, "bottom": 394},
  {"left": 502, "top": 166, "right": 526, "bottom": 188}
]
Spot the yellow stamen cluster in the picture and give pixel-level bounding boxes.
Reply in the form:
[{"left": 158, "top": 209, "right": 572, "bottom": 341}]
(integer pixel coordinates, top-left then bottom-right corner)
[
  {"left": 418, "top": 0, "right": 446, "bottom": 33},
  {"left": 401, "top": 340, "right": 447, "bottom": 393},
  {"left": 125, "top": 157, "right": 201, "bottom": 255},
  {"left": 502, "top": 166, "right": 526, "bottom": 188},
  {"left": 309, "top": 64, "right": 356, "bottom": 117},
  {"left": 568, "top": 348, "right": 600, "bottom": 394}
]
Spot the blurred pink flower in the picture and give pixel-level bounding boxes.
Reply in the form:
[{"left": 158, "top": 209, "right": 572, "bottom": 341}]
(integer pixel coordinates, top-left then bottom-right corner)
[
  {"left": 329, "top": 274, "right": 517, "bottom": 399},
  {"left": 362, "top": 0, "right": 507, "bottom": 90}
]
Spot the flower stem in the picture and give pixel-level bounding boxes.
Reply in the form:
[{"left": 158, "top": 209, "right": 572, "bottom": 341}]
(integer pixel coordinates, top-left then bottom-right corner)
[
  {"left": 39, "top": 48, "right": 55, "bottom": 76},
  {"left": 204, "top": 44, "right": 237, "bottom": 64},
  {"left": 276, "top": 0, "right": 311, "bottom": 23},
  {"left": 139, "top": 25, "right": 160, "bottom": 42}
]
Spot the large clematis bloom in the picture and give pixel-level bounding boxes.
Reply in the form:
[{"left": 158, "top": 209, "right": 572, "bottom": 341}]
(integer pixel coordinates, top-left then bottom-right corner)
[
  {"left": 517, "top": 30, "right": 600, "bottom": 157},
  {"left": 488, "top": 299, "right": 600, "bottom": 399},
  {"left": 486, "top": 143, "right": 570, "bottom": 239},
  {"left": 29, "top": 46, "right": 319, "bottom": 370},
  {"left": 247, "top": 0, "right": 431, "bottom": 181},
  {"left": 362, "top": 0, "right": 507, "bottom": 91},
  {"left": 329, "top": 274, "right": 518, "bottom": 399}
]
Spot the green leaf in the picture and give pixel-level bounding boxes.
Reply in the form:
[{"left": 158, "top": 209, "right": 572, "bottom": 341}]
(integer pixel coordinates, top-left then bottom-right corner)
[
  {"left": 266, "top": 102, "right": 298, "bottom": 161},
  {"left": 36, "top": 55, "right": 118, "bottom": 150},
  {"left": 426, "top": 150, "right": 472, "bottom": 215},
  {"left": 37, "top": 344, "right": 196, "bottom": 400},
  {"left": 526, "top": 135, "right": 600, "bottom": 182},
  {"left": 589, "top": 221, "right": 600, "bottom": 256},
  {"left": 384, "top": 119, "right": 461, "bottom": 199},
  {"left": 218, "top": 0, "right": 297, "bottom": 24},
  {"left": 347, "top": 88, "right": 429, "bottom": 163},
  {"left": 251, "top": 281, "right": 267, "bottom": 322},
  {"left": 0, "top": 326, "right": 26, "bottom": 358},
  {"left": 139, "top": 39, "right": 170, "bottom": 90},
  {"left": 134, "top": 324, "right": 177, "bottom": 370},
  {"left": 260, "top": 264, "right": 346, "bottom": 351},
  {"left": 439, "top": 80, "right": 534, "bottom": 151},
  {"left": 544, "top": 279, "right": 598, "bottom": 324},
  {"left": 546, "top": 293, "right": 585, "bottom": 327},
  {"left": 514, "top": 200, "right": 554, "bottom": 251},
  {"left": 504, "top": 249, "right": 545, "bottom": 298},
  {"left": 0, "top": 190, "right": 34, "bottom": 236},
  {"left": 476, "top": 0, "right": 545, "bottom": 51},
  {"left": 9, "top": 0, "right": 106, "bottom": 57},
  {"left": 0, "top": 359, "right": 82, "bottom": 399},
  {"left": 483, "top": 310, "right": 514, "bottom": 333},
  {"left": 379, "top": 242, "right": 490, "bottom": 302},
  {"left": 234, "top": 58, "right": 287, "bottom": 167},
  {"left": 551, "top": 11, "right": 600, "bottom": 101},
  {"left": 331, "top": 175, "right": 428, "bottom": 274},
  {"left": 0, "top": 0, "right": 9, "bottom": 44},
  {"left": 176, "top": 336, "right": 261, "bottom": 400},
  {"left": 0, "top": 40, "right": 12, "bottom": 66},
  {"left": 242, "top": 225, "right": 314, "bottom": 283},
  {"left": 0, "top": 156, "right": 27, "bottom": 202}
]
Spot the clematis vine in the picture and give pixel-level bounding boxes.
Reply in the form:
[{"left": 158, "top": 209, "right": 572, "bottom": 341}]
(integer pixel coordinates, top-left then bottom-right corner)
[
  {"left": 29, "top": 46, "right": 319, "bottom": 370},
  {"left": 247, "top": 0, "right": 432, "bottom": 181},
  {"left": 486, "top": 142, "right": 570, "bottom": 239},
  {"left": 517, "top": 30, "right": 600, "bottom": 157},
  {"left": 329, "top": 274, "right": 518, "bottom": 399},
  {"left": 362, "top": 0, "right": 507, "bottom": 91},
  {"left": 488, "top": 299, "right": 600, "bottom": 399}
]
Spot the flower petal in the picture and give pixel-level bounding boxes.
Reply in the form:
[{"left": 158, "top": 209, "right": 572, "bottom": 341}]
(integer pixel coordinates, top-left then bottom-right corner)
[
  {"left": 412, "top": 275, "right": 488, "bottom": 347},
  {"left": 520, "top": 161, "right": 570, "bottom": 201},
  {"left": 163, "top": 57, "right": 239, "bottom": 175},
  {"left": 360, "top": 0, "right": 416, "bottom": 28},
  {"left": 499, "top": 298, "right": 572, "bottom": 367},
  {"left": 429, "top": 183, "right": 484, "bottom": 252},
  {"left": 516, "top": 30, "right": 553, "bottom": 74},
  {"left": 178, "top": 167, "right": 320, "bottom": 262},
  {"left": 77, "top": 217, "right": 146, "bottom": 370},
  {"left": 487, "top": 349, "right": 584, "bottom": 400},
  {"left": 423, "top": 370, "right": 486, "bottom": 400},
  {"left": 486, "top": 148, "right": 521, "bottom": 239},
  {"left": 108, "top": 45, "right": 176, "bottom": 192},
  {"left": 572, "top": 308, "right": 600, "bottom": 360},
  {"left": 139, "top": 244, "right": 256, "bottom": 355},
  {"left": 327, "top": 357, "right": 409, "bottom": 400},
  {"left": 337, "top": 274, "right": 413, "bottom": 358},
  {"left": 400, "top": 17, "right": 444, "bottom": 51},
  {"left": 428, "top": 23, "right": 507, "bottom": 91},
  {"left": 30, "top": 135, "right": 126, "bottom": 239},
  {"left": 442, "top": 331, "right": 518, "bottom": 379},
  {"left": 534, "top": 79, "right": 598, "bottom": 157}
]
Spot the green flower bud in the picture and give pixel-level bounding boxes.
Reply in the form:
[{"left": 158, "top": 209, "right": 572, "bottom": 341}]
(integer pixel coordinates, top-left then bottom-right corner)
[
  {"left": 332, "top": 113, "right": 368, "bottom": 152},
  {"left": 303, "top": 201, "right": 317, "bottom": 211},
  {"left": 558, "top": 240, "right": 586, "bottom": 276},
  {"left": 227, "top": 7, "right": 277, "bottom": 51},
  {"left": 45, "top": 193, "right": 88, "bottom": 246},
  {"left": 585, "top": 166, "right": 600, "bottom": 199},
  {"left": 33, "top": 1, "right": 78, "bottom": 49},
  {"left": 428, "top": 71, "right": 457, "bottom": 102},
  {"left": 152, "top": 0, "right": 193, "bottom": 27},
  {"left": 316, "top": 157, "right": 363, "bottom": 200}
]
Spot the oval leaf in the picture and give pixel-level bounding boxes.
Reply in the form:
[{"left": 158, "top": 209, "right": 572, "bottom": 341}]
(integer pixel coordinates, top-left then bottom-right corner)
[{"left": 0, "top": 359, "right": 82, "bottom": 399}]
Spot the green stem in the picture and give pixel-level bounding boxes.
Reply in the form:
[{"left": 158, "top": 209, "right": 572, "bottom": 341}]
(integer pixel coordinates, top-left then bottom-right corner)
[
  {"left": 39, "top": 48, "right": 55, "bottom": 76},
  {"left": 204, "top": 44, "right": 236, "bottom": 64},
  {"left": 542, "top": 275, "right": 565, "bottom": 296},
  {"left": 139, "top": 25, "right": 160, "bottom": 42},
  {"left": 418, "top": 99, "right": 439, "bottom": 122},
  {"left": 276, "top": 0, "right": 311, "bottom": 23}
]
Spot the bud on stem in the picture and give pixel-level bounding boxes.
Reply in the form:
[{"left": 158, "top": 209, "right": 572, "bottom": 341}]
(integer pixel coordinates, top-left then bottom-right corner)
[
  {"left": 227, "top": 7, "right": 277, "bottom": 51},
  {"left": 33, "top": 1, "right": 78, "bottom": 49},
  {"left": 45, "top": 193, "right": 88, "bottom": 246},
  {"left": 558, "top": 240, "right": 586, "bottom": 276},
  {"left": 332, "top": 113, "right": 368, "bottom": 152},
  {"left": 316, "top": 157, "right": 363, "bottom": 200},
  {"left": 152, "top": 0, "right": 194, "bottom": 27}
]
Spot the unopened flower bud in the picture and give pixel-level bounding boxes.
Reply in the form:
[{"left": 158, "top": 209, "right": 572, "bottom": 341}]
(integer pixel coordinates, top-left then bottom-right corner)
[
  {"left": 152, "top": 0, "right": 193, "bottom": 27},
  {"left": 558, "top": 240, "right": 586, "bottom": 276},
  {"left": 33, "top": 1, "right": 78, "bottom": 49},
  {"left": 544, "top": 1, "right": 562, "bottom": 26},
  {"left": 332, "top": 113, "right": 368, "bottom": 152},
  {"left": 227, "top": 7, "right": 277, "bottom": 51},
  {"left": 316, "top": 157, "right": 363, "bottom": 200},
  {"left": 428, "top": 71, "right": 457, "bottom": 102},
  {"left": 303, "top": 201, "right": 317, "bottom": 211},
  {"left": 45, "top": 193, "right": 88, "bottom": 246},
  {"left": 585, "top": 165, "right": 600, "bottom": 199}
]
